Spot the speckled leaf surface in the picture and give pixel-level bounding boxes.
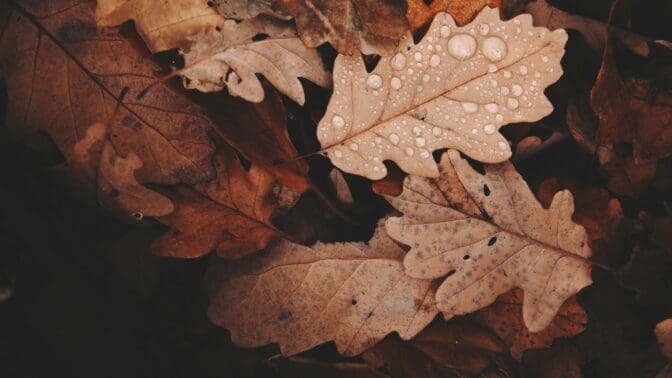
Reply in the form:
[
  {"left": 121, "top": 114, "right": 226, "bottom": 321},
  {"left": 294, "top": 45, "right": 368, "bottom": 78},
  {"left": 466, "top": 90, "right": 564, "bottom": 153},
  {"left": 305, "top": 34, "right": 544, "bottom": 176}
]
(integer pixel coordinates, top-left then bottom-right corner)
[
  {"left": 317, "top": 8, "right": 567, "bottom": 179},
  {"left": 206, "top": 227, "right": 438, "bottom": 356},
  {"left": 385, "top": 150, "right": 592, "bottom": 332}
]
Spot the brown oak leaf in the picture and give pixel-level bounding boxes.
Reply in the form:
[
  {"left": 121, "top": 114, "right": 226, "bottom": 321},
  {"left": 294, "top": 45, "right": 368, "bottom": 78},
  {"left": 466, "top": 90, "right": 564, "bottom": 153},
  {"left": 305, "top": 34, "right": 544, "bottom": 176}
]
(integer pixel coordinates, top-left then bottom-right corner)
[
  {"left": 385, "top": 150, "right": 593, "bottom": 332},
  {"left": 406, "top": 0, "right": 501, "bottom": 31},
  {"left": 475, "top": 289, "right": 587, "bottom": 359},
  {"left": 206, "top": 226, "right": 438, "bottom": 355},
  {"left": 318, "top": 8, "right": 567, "bottom": 179}
]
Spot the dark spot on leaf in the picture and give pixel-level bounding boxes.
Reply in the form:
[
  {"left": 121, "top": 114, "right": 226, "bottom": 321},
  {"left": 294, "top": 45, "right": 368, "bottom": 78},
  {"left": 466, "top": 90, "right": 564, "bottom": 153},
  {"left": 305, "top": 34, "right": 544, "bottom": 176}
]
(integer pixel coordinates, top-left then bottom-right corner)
[
  {"left": 367, "top": 311, "right": 373, "bottom": 318},
  {"left": 58, "top": 21, "right": 96, "bottom": 43},
  {"left": 483, "top": 184, "right": 491, "bottom": 196},
  {"left": 278, "top": 311, "right": 292, "bottom": 321},
  {"left": 252, "top": 33, "right": 269, "bottom": 42},
  {"left": 109, "top": 189, "right": 119, "bottom": 198},
  {"left": 488, "top": 236, "right": 497, "bottom": 246},
  {"left": 351, "top": 298, "right": 357, "bottom": 305},
  {"left": 463, "top": 255, "right": 470, "bottom": 260}
]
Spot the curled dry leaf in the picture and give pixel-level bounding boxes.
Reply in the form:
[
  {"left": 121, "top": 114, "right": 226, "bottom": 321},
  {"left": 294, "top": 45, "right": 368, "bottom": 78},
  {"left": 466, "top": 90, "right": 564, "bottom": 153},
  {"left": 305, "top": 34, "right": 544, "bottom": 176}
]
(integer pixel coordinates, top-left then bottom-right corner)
[
  {"left": 273, "top": 0, "right": 409, "bottom": 55},
  {"left": 317, "top": 8, "right": 567, "bottom": 179},
  {"left": 95, "top": 0, "right": 331, "bottom": 104},
  {"left": 362, "top": 319, "right": 514, "bottom": 376},
  {"left": 406, "top": 0, "right": 501, "bottom": 31},
  {"left": 475, "top": 289, "right": 587, "bottom": 359},
  {"left": 206, "top": 226, "right": 438, "bottom": 356},
  {"left": 1, "top": 0, "right": 216, "bottom": 186},
  {"left": 385, "top": 150, "right": 592, "bottom": 332},
  {"left": 153, "top": 148, "right": 284, "bottom": 259}
]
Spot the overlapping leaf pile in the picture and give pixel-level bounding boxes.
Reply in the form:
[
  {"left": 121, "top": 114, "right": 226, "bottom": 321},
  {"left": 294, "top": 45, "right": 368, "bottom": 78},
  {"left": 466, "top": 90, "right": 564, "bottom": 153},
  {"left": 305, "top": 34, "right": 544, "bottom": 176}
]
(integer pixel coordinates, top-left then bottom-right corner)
[{"left": 2, "top": 0, "right": 672, "bottom": 376}]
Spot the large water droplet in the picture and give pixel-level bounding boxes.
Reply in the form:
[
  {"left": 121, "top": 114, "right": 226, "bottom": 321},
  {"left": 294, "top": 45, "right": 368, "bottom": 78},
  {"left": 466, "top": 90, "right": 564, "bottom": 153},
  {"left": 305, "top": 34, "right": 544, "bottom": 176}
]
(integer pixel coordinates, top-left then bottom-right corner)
[
  {"left": 481, "top": 36, "right": 507, "bottom": 62},
  {"left": 389, "top": 133, "right": 400, "bottom": 145},
  {"left": 483, "top": 124, "right": 496, "bottom": 134},
  {"left": 498, "top": 141, "right": 509, "bottom": 151},
  {"left": 390, "top": 77, "right": 402, "bottom": 90},
  {"left": 484, "top": 103, "right": 498, "bottom": 113},
  {"left": 440, "top": 25, "right": 451, "bottom": 38},
  {"left": 391, "top": 53, "right": 406, "bottom": 70},
  {"left": 519, "top": 65, "right": 528, "bottom": 75},
  {"left": 507, "top": 98, "right": 519, "bottom": 109},
  {"left": 462, "top": 102, "right": 478, "bottom": 113},
  {"left": 430, "top": 54, "right": 441, "bottom": 67},
  {"left": 366, "top": 74, "right": 382, "bottom": 89},
  {"left": 332, "top": 115, "right": 345, "bottom": 128},
  {"left": 415, "top": 137, "right": 426, "bottom": 147},
  {"left": 414, "top": 52, "right": 423, "bottom": 62},
  {"left": 511, "top": 84, "right": 523, "bottom": 96},
  {"left": 447, "top": 34, "right": 477, "bottom": 60}
]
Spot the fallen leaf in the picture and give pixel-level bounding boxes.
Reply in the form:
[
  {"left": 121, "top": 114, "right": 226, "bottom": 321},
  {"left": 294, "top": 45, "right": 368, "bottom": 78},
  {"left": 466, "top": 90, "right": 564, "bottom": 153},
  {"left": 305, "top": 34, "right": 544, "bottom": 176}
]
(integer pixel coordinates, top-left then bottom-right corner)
[
  {"left": 362, "top": 319, "right": 515, "bottom": 376},
  {"left": 98, "top": 141, "right": 175, "bottom": 219},
  {"left": 522, "top": 341, "right": 583, "bottom": 378},
  {"left": 210, "top": 0, "right": 287, "bottom": 21},
  {"left": 526, "top": 0, "right": 652, "bottom": 57},
  {"left": 95, "top": 0, "right": 224, "bottom": 52},
  {"left": 329, "top": 169, "right": 354, "bottom": 205},
  {"left": 475, "top": 289, "right": 587, "bottom": 359},
  {"left": 385, "top": 150, "right": 593, "bottom": 332},
  {"left": 69, "top": 122, "right": 108, "bottom": 191},
  {"left": 273, "top": 0, "right": 409, "bottom": 55},
  {"left": 406, "top": 0, "right": 501, "bottom": 31},
  {"left": 1, "top": 0, "right": 216, "bottom": 186},
  {"left": 591, "top": 34, "right": 672, "bottom": 164},
  {"left": 270, "top": 356, "right": 387, "bottom": 378},
  {"left": 656, "top": 318, "right": 672, "bottom": 361},
  {"left": 317, "top": 8, "right": 567, "bottom": 179},
  {"left": 153, "top": 147, "right": 284, "bottom": 259},
  {"left": 95, "top": 1, "right": 331, "bottom": 104},
  {"left": 513, "top": 131, "right": 567, "bottom": 162},
  {"left": 205, "top": 85, "right": 310, "bottom": 192},
  {"left": 206, "top": 226, "right": 438, "bottom": 356},
  {"left": 180, "top": 15, "right": 331, "bottom": 103}
]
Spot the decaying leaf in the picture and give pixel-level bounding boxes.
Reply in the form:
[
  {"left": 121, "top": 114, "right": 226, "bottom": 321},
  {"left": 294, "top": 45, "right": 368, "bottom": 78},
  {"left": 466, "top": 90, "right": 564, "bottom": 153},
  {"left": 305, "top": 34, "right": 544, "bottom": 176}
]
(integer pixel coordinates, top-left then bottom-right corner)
[
  {"left": 385, "top": 150, "right": 592, "bottom": 332},
  {"left": 1, "top": 0, "right": 216, "bottom": 186},
  {"left": 180, "top": 15, "right": 331, "bottom": 103},
  {"left": 522, "top": 342, "right": 583, "bottom": 378},
  {"left": 209, "top": 0, "right": 287, "bottom": 21},
  {"left": 95, "top": 1, "right": 331, "bottom": 104},
  {"left": 591, "top": 34, "right": 672, "bottom": 164},
  {"left": 656, "top": 319, "right": 672, "bottom": 375},
  {"left": 153, "top": 148, "right": 283, "bottom": 259},
  {"left": 362, "top": 319, "right": 515, "bottom": 376},
  {"left": 273, "top": 0, "right": 409, "bottom": 55},
  {"left": 95, "top": 0, "right": 224, "bottom": 52},
  {"left": 406, "top": 0, "right": 501, "bottom": 31},
  {"left": 317, "top": 8, "right": 567, "bottom": 179},
  {"left": 270, "top": 356, "right": 387, "bottom": 378},
  {"left": 206, "top": 226, "right": 438, "bottom": 356},
  {"left": 475, "top": 289, "right": 587, "bottom": 359}
]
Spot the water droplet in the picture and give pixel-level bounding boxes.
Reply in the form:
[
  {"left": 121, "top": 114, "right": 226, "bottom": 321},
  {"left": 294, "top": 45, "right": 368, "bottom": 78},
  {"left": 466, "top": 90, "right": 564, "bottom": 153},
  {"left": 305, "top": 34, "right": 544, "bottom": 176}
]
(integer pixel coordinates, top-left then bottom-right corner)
[
  {"left": 405, "top": 147, "right": 414, "bottom": 156},
  {"left": 485, "top": 103, "right": 498, "bottom": 113},
  {"left": 501, "top": 87, "right": 510, "bottom": 95},
  {"left": 332, "top": 115, "right": 345, "bottom": 128},
  {"left": 495, "top": 114, "right": 504, "bottom": 122},
  {"left": 416, "top": 85, "right": 423, "bottom": 92},
  {"left": 413, "top": 126, "right": 422, "bottom": 135},
  {"left": 432, "top": 127, "right": 442, "bottom": 136},
  {"left": 389, "top": 133, "right": 400, "bottom": 145},
  {"left": 488, "top": 64, "right": 497, "bottom": 73},
  {"left": 349, "top": 143, "right": 359, "bottom": 151},
  {"left": 390, "top": 77, "right": 402, "bottom": 90},
  {"left": 462, "top": 102, "right": 478, "bottom": 113},
  {"left": 414, "top": 52, "right": 423, "bottom": 61},
  {"left": 447, "top": 34, "right": 477, "bottom": 60},
  {"left": 420, "top": 150, "right": 430, "bottom": 158},
  {"left": 498, "top": 141, "right": 508, "bottom": 151},
  {"left": 507, "top": 98, "right": 519, "bottom": 109},
  {"left": 503, "top": 70, "right": 511, "bottom": 78},
  {"left": 422, "top": 74, "right": 430, "bottom": 82},
  {"left": 407, "top": 68, "right": 414, "bottom": 75},
  {"left": 374, "top": 136, "right": 382, "bottom": 144},
  {"left": 479, "top": 24, "right": 490, "bottom": 35},
  {"left": 391, "top": 53, "right": 406, "bottom": 70},
  {"left": 481, "top": 36, "right": 507, "bottom": 62},
  {"left": 490, "top": 79, "right": 498, "bottom": 87},
  {"left": 541, "top": 55, "right": 549, "bottom": 63},
  {"left": 366, "top": 74, "right": 382, "bottom": 89},
  {"left": 440, "top": 25, "right": 451, "bottom": 38},
  {"left": 519, "top": 65, "right": 528, "bottom": 75},
  {"left": 415, "top": 137, "right": 426, "bottom": 147},
  {"left": 430, "top": 54, "right": 441, "bottom": 67},
  {"left": 514, "top": 19, "right": 521, "bottom": 25},
  {"left": 483, "top": 124, "right": 496, "bottom": 134},
  {"left": 511, "top": 84, "right": 523, "bottom": 96}
]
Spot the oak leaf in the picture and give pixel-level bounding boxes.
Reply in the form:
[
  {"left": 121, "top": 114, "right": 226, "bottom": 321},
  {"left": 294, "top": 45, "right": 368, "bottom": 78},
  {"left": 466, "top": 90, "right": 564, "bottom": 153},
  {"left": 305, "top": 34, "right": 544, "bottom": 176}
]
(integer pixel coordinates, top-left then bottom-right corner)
[
  {"left": 273, "top": 0, "right": 409, "bottom": 55},
  {"left": 153, "top": 148, "right": 284, "bottom": 259},
  {"left": 210, "top": 0, "right": 286, "bottom": 20},
  {"left": 406, "top": 0, "right": 501, "bottom": 31},
  {"left": 656, "top": 318, "right": 672, "bottom": 377},
  {"left": 362, "top": 319, "right": 514, "bottom": 376},
  {"left": 475, "top": 289, "right": 587, "bottom": 359},
  {"left": 95, "top": 0, "right": 331, "bottom": 104},
  {"left": 206, "top": 226, "right": 438, "bottom": 355},
  {"left": 317, "top": 8, "right": 567, "bottom": 179},
  {"left": 1, "top": 0, "right": 216, "bottom": 187},
  {"left": 385, "top": 150, "right": 592, "bottom": 332}
]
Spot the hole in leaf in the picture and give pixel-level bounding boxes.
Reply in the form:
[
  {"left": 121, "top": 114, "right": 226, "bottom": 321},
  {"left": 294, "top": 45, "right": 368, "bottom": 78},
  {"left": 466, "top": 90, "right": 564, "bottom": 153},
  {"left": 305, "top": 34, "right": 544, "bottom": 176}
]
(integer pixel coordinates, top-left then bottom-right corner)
[
  {"left": 483, "top": 184, "right": 491, "bottom": 196},
  {"left": 207, "top": 1, "right": 215, "bottom": 7},
  {"left": 252, "top": 33, "right": 269, "bottom": 42},
  {"left": 463, "top": 255, "right": 470, "bottom": 260},
  {"left": 488, "top": 236, "right": 497, "bottom": 246},
  {"left": 351, "top": 299, "right": 357, "bottom": 305},
  {"left": 109, "top": 189, "right": 120, "bottom": 198},
  {"left": 215, "top": 26, "right": 221, "bottom": 32},
  {"left": 363, "top": 54, "right": 381, "bottom": 73}
]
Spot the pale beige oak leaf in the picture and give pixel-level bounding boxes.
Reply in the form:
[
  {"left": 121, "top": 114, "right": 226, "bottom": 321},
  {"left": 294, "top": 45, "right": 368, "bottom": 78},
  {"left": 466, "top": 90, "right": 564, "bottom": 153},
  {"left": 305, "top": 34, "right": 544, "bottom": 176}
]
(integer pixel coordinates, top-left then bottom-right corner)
[
  {"left": 317, "top": 8, "right": 567, "bottom": 179},
  {"left": 385, "top": 150, "right": 592, "bottom": 332},
  {"left": 206, "top": 226, "right": 438, "bottom": 356}
]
